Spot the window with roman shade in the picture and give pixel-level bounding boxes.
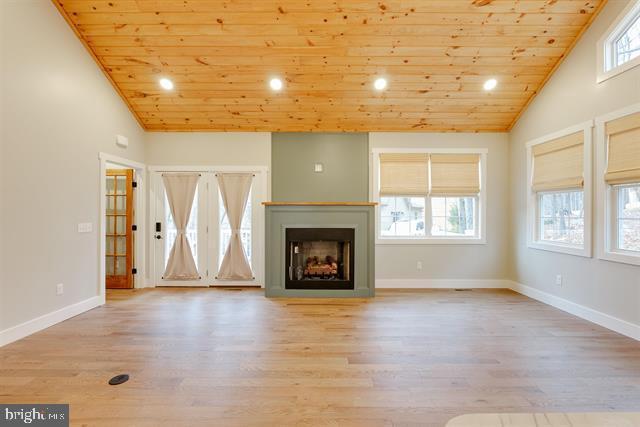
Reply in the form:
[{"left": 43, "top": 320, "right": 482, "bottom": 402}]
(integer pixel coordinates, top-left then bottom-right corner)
[
  {"left": 430, "top": 154, "right": 481, "bottom": 196},
  {"left": 531, "top": 131, "right": 584, "bottom": 192},
  {"left": 379, "top": 153, "right": 429, "bottom": 196},
  {"left": 604, "top": 111, "right": 640, "bottom": 185}
]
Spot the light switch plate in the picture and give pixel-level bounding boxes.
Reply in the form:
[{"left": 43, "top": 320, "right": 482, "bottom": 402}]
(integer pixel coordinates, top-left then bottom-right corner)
[
  {"left": 314, "top": 163, "right": 323, "bottom": 173},
  {"left": 78, "top": 222, "right": 93, "bottom": 233}
]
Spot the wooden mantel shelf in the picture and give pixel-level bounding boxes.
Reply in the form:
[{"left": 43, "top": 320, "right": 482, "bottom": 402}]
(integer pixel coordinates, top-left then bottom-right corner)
[{"left": 262, "top": 201, "right": 377, "bottom": 206}]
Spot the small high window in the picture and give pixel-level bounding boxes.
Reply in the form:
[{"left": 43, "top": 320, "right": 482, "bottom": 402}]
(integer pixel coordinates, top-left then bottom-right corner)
[{"left": 598, "top": 0, "right": 640, "bottom": 82}]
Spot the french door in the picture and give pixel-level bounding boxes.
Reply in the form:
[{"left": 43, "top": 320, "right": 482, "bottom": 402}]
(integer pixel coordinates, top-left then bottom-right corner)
[
  {"left": 106, "top": 169, "right": 134, "bottom": 289},
  {"left": 153, "top": 174, "right": 209, "bottom": 286},
  {"left": 151, "top": 169, "right": 265, "bottom": 287}
]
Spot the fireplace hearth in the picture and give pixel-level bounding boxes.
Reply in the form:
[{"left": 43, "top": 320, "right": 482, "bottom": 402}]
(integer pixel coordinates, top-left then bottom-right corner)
[{"left": 285, "top": 228, "right": 354, "bottom": 290}]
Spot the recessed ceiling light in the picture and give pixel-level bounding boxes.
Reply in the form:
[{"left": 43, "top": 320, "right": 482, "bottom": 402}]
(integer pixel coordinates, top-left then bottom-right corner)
[
  {"left": 270, "top": 78, "right": 283, "bottom": 91},
  {"left": 483, "top": 78, "right": 498, "bottom": 91},
  {"left": 159, "top": 78, "right": 174, "bottom": 90},
  {"left": 374, "top": 77, "right": 388, "bottom": 91}
]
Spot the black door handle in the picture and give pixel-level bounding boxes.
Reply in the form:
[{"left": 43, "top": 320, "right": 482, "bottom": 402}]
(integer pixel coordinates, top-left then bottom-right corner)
[{"left": 155, "top": 235, "right": 162, "bottom": 240}]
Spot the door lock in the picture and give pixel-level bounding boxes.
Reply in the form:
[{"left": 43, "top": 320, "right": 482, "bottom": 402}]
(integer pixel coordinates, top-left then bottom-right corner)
[{"left": 155, "top": 235, "right": 162, "bottom": 240}]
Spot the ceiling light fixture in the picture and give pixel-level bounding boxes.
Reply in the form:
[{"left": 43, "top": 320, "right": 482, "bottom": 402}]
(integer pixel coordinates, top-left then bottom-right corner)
[
  {"left": 374, "top": 77, "right": 388, "bottom": 91},
  {"left": 483, "top": 78, "right": 498, "bottom": 91},
  {"left": 159, "top": 77, "right": 174, "bottom": 90},
  {"left": 269, "top": 77, "right": 283, "bottom": 91}
]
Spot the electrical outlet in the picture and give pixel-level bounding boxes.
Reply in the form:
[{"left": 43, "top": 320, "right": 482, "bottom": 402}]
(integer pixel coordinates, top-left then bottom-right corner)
[
  {"left": 56, "top": 283, "right": 64, "bottom": 295},
  {"left": 416, "top": 261, "right": 423, "bottom": 270},
  {"left": 555, "top": 275, "right": 563, "bottom": 286}
]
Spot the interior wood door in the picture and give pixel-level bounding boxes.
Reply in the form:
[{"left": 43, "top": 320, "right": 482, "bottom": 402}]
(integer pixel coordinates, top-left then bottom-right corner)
[{"left": 106, "top": 169, "right": 134, "bottom": 289}]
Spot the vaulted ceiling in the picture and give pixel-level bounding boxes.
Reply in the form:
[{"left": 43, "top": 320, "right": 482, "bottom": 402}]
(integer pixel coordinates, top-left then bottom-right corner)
[{"left": 54, "top": 0, "right": 606, "bottom": 132}]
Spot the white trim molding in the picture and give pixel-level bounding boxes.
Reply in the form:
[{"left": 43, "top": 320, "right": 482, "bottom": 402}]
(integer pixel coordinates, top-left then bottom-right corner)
[
  {"left": 510, "top": 281, "right": 640, "bottom": 341},
  {"left": 525, "top": 121, "right": 594, "bottom": 258},
  {"left": 0, "top": 296, "right": 102, "bottom": 347},
  {"left": 375, "top": 279, "right": 511, "bottom": 289},
  {"left": 595, "top": 102, "right": 640, "bottom": 267},
  {"left": 596, "top": 0, "right": 640, "bottom": 83},
  {"left": 370, "top": 147, "right": 488, "bottom": 245}
]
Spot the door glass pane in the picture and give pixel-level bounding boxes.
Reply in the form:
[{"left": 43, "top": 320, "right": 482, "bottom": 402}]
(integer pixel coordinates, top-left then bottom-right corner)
[
  {"left": 116, "top": 216, "right": 126, "bottom": 235},
  {"left": 116, "top": 237, "right": 126, "bottom": 255},
  {"left": 106, "top": 176, "right": 115, "bottom": 195},
  {"left": 106, "top": 216, "right": 115, "bottom": 234},
  {"left": 107, "top": 196, "right": 115, "bottom": 214},
  {"left": 116, "top": 196, "right": 126, "bottom": 214},
  {"left": 106, "top": 256, "right": 114, "bottom": 275},
  {"left": 220, "top": 188, "right": 252, "bottom": 267},
  {"left": 164, "top": 186, "right": 198, "bottom": 269},
  {"left": 116, "top": 176, "right": 127, "bottom": 195},
  {"left": 106, "top": 236, "right": 114, "bottom": 255},
  {"left": 115, "top": 256, "right": 126, "bottom": 275}
]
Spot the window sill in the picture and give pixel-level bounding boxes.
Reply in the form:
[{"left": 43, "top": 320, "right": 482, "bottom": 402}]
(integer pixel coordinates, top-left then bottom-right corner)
[
  {"left": 376, "top": 236, "right": 486, "bottom": 245},
  {"left": 597, "top": 56, "right": 640, "bottom": 83},
  {"left": 527, "top": 240, "right": 591, "bottom": 258},
  {"left": 598, "top": 250, "right": 640, "bottom": 267}
]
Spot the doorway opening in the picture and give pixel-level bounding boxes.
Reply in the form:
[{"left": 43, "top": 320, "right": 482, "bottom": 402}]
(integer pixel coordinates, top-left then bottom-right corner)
[{"left": 99, "top": 153, "right": 146, "bottom": 301}]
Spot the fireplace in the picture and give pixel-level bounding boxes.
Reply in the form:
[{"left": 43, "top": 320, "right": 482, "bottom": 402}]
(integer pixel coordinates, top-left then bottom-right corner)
[{"left": 285, "top": 228, "right": 355, "bottom": 290}]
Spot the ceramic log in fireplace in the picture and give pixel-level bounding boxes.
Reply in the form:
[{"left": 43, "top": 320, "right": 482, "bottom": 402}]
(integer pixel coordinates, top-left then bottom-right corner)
[{"left": 285, "top": 228, "right": 355, "bottom": 290}]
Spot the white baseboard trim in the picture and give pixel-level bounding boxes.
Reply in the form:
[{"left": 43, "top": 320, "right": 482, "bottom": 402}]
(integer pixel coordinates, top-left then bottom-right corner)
[
  {"left": 0, "top": 296, "right": 103, "bottom": 347},
  {"left": 509, "top": 281, "right": 640, "bottom": 341},
  {"left": 375, "top": 279, "right": 511, "bottom": 289}
]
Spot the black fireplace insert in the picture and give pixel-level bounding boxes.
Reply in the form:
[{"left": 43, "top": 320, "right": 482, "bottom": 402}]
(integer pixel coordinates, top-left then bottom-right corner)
[{"left": 285, "top": 228, "right": 355, "bottom": 290}]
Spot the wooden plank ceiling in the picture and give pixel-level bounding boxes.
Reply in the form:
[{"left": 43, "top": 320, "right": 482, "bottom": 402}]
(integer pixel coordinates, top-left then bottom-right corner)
[{"left": 53, "top": 0, "right": 605, "bottom": 132}]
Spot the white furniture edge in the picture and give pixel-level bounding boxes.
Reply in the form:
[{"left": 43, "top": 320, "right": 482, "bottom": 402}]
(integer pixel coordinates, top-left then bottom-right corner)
[
  {"left": 370, "top": 147, "right": 488, "bottom": 245},
  {"left": 525, "top": 120, "right": 594, "bottom": 258},
  {"left": 595, "top": 102, "right": 640, "bottom": 267},
  {"left": 0, "top": 296, "right": 102, "bottom": 347}
]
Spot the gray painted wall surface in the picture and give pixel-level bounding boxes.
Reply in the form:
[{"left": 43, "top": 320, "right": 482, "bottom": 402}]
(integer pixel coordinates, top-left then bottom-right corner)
[
  {"left": 1, "top": 1, "right": 146, "bottom": 330},
  {"left": 271, "top": 133, "right": 369, "bottom": 202},
  {"left": 509, "top": 0, "right": 640, "bottom": 327}
]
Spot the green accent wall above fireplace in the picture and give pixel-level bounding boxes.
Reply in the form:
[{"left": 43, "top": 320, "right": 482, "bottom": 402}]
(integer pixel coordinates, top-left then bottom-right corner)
[{"left": 271, "top": 133, "right": 369, "bottom": 202}]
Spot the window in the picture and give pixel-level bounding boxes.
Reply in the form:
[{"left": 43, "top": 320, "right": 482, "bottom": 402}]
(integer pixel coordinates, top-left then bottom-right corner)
[
  {"left": 380, "top": 196, "right": 425, "bottom": 237},
  {"left": 538, "top": 191, "right": 584, "bottom": 246},
  {"left": 431, "top": 197, "right": 476, "bottom": 237},
  {"left": 373, "top": 149, "right": 486, "bottom": 243},
  {"left": 615, "top": 184, "right": 640, "bottom": 252},
  {"left": 526, "top": 122, "right": 592, "bottom": 257},
  {"left": 598, "top": 0, "right": 640, "bottom": 82},
  {"left": 219, "top": 188, "right": 252, "bottom": 266},
  {"left": 597, "top": 106, "right": 640, "bottom": 265}
]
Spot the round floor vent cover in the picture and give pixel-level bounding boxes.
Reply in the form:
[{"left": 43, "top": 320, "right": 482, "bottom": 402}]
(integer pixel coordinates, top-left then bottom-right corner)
[{"left": 108, "top": 374, "right": 130, "bottom": 385}]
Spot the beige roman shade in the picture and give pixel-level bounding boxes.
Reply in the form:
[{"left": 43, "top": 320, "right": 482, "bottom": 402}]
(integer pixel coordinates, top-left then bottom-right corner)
[
  {"left": 605, "top": 112, "right": 640, "bottom": 185},
  {"left": 379, "top": 153, "right": 429, "bottom": 196},
  {"left": 430, "top": 154, "right": 481, "bottom": 196},
  {"left": 531, "top": 131, "right": 584, "bottom": 192}
]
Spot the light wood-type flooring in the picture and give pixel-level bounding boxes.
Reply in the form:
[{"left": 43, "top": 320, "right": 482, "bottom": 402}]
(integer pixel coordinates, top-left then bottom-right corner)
[{"left": 1, "top": 288, "right": 639, "bottom": 426}]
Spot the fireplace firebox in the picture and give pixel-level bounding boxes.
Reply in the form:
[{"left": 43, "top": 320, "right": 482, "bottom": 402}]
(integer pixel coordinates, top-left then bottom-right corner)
[{"left": 285, "top": 228, "right": 355, "bottom": 290}]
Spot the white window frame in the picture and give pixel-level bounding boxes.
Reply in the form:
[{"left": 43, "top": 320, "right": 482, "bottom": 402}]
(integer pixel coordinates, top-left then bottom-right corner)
[
  {"left": 371, "top": 147, "right": 487, "bottom": 245},
  {"left": 597, "top": 0, "right": 640, "bottom": 83},
  {"left": 595, "top": 102, "right": 640, "bottom": 266},
  {"left": 525, "top": 121, "right": 593, "bottom": 258}
]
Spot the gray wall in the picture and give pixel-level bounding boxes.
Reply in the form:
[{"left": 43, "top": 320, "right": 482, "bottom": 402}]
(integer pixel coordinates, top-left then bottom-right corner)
[
  {"left": 145, "top": 132, "right": 271, "bottom": 166},
  {"left": 509, "top": 0, "right": 640, "bottom": 326},
  {"left": 370, "top": 133, "right": 510, "bottom": 281},
  {"left": 271, "top": 133, "right": 369, "bottom": 202},
  {"left": 0, "top": 1, "right": 146, "bottom": 330}
]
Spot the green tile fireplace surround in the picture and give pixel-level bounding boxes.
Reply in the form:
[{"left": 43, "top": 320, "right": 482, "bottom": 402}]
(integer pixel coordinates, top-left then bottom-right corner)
[{"left": 264, "top": 202, "right": 376, "bottom": 297}]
